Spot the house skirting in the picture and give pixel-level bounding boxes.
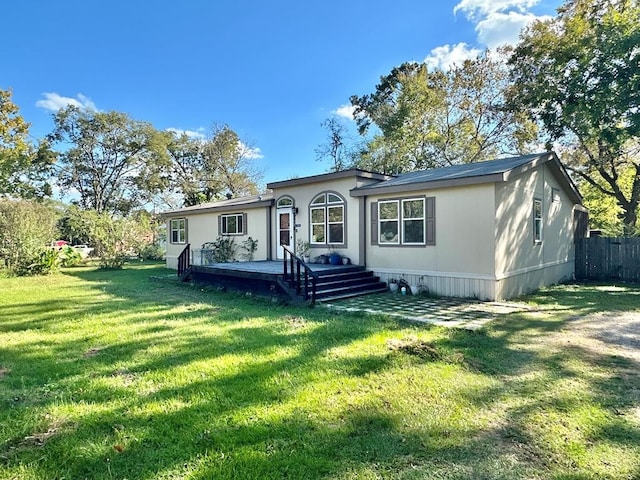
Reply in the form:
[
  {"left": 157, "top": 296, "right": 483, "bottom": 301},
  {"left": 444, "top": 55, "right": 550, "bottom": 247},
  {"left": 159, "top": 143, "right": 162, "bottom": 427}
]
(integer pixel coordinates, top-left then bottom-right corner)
[
  {"left": 167, "top": 255, "right": 179, "bottom": 270},
  {"left": 372, "top": 259, "right": 574, "bottom": 301},
  {"left": 495, "top": 259, "right": 574, "bottom": 300}
]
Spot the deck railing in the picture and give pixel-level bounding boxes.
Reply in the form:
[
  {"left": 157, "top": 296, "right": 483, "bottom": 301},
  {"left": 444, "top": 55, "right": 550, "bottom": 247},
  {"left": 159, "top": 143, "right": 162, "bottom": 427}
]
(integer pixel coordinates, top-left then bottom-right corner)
[
  {"left": 177, "top": 243, "right": 191, "bottom": 279},
  {"left": 282, "top": 245, "right": 319, "bottom": 304}
]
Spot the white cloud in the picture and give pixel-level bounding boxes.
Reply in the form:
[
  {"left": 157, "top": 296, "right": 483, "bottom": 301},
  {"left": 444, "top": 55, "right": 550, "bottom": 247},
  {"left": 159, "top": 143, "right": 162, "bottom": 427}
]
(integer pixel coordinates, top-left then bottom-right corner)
[
  {"left": 453, "top": 0, "right": 538, "bottom": 20},
  {"left": 476, "top": 11, "right": 551, "bottom": 48},
  {"left": 424, "top": 42, "right": 482, "bottom": 70},
  {"left": 239, "top": 142, "right": 264, "bottom": 160},
  {"left": 333, "top": 104, "right": 356, "bottom": 120},
  {"left": 36, "top": 92, "right": 98, "bottom": 112},
  {"left": 452, "top": 0, "right": 549, "bottom": 49},
  {"left": 166, "top": 127, "right": 206, "bottom": 139}
]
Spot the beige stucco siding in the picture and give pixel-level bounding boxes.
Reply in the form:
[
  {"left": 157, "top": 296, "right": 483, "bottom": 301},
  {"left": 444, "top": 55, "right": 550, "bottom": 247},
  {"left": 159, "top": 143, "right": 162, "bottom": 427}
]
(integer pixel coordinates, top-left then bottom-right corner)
[
  {"left": 494, "top": 163, "right": 576, "bottom": 298},
  {"left": 495, "top": 163, "right": 575, "bottom": 278},
  {"left": 366, "top": 183, "right": 497, "bottom": 299},
  {"left": 165, "top": 207, "right": 269, "bottom": 269},
  {"left": 272, "top": 176, "right": 363, "bottom": 264}
]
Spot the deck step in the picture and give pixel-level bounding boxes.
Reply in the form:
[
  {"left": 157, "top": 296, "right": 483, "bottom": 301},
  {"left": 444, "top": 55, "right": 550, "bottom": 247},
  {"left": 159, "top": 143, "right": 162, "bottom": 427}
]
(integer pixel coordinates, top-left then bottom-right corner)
[{"left": 304, "top": 268, "right": 388, "bottom": 302}]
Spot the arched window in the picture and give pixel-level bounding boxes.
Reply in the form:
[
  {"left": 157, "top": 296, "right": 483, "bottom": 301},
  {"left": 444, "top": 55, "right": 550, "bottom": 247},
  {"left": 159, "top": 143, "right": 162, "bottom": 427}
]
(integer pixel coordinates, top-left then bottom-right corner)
[
  {"left": 310, "top": 192, "right": 345, "bottom": 245},
  {"left": 277, "top": 196, "right": 294, "bottom": 208}
]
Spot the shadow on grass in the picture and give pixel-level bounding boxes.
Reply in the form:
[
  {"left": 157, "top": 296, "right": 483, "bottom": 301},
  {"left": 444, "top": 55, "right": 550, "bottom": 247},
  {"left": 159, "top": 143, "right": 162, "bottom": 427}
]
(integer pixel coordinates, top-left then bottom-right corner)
[{"left": 1, "top": 267, "right": 640, "bottom": 479}]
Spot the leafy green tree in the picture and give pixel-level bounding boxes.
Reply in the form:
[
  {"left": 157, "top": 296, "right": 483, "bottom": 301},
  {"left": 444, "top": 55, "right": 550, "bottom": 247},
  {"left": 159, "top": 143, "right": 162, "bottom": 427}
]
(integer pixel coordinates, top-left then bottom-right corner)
[
  {"left": 166, "top": 124, "right": 262, "bottom": 207},
  {"left": 0, "top": 89, "right": 54, "bottom": 198},
  {"left": 48, "top": 106, "right": 170, "bottom": 215},
  {"left": 508, "top": 0, "right": 640, "bottom": 234},
  {"left": 202, "top": 124, "right": 262, "bottom": 198},
  {"left": 0, "top": 199, "right": 60, "bottom": 275},
  {"left": 350, "top": 52, "right": 537, "bottom": 174},
  {"left": 165, "top": 133, "right": 210, "bottom": 207},
  {"left": 58, "top": 206, "right": 159, "bottom": 267}
]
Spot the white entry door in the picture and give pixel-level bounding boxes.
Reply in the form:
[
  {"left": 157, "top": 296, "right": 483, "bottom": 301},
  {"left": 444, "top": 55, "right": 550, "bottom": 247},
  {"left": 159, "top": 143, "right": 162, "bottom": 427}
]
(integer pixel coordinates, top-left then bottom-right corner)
[{"left": 276, "top": 207, "right": 294, "bottom": 259}]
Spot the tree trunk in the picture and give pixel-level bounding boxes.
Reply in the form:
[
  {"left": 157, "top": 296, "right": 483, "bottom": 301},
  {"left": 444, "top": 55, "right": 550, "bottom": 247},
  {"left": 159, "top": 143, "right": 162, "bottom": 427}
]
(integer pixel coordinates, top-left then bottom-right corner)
[{"left": 620, "top": 207, "right": 638, "bottom": 236}]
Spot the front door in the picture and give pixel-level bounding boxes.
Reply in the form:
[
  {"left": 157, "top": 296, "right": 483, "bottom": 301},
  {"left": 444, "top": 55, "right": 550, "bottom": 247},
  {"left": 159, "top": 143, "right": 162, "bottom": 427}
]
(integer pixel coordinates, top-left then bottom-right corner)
[{"left": 276, "top": 207, "right": 294, "bottom": 259}]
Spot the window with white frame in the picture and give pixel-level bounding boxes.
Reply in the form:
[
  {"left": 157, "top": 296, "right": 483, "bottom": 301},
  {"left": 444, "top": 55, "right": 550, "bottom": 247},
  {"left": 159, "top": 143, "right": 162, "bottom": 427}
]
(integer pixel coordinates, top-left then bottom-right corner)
[
  {"left": 378, "top": 200, "right": 399, "bottom": 244},
  {"left": 170, "top": 218, "right": 186, "bottom": 244},
  {"left": 533, "top": 199, "right": 543, "bottom": 243},
  {"left": 378, "top": 198, "right": 426, "bottom": 245},
  {"left": 402, "top": 198, "right": 425, "bottom": 244},
  {"left": 310, "top": 192, "right": 345, "bottom": 245},
  {"left": 277, "top": 196, "right": 294, "bottom": 208},
  {"left": 221, "top": 213, "right": 244, "bottom": 235}
]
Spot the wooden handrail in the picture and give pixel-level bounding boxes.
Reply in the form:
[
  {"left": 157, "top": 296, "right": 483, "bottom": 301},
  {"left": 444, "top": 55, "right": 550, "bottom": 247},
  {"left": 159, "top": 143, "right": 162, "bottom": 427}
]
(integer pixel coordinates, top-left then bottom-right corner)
[
  {"left": 282, "top": 245, "right": 319, "bottom": 304},
  {"left": 177, "top": 243, "right": 191, "bottom": 278}
]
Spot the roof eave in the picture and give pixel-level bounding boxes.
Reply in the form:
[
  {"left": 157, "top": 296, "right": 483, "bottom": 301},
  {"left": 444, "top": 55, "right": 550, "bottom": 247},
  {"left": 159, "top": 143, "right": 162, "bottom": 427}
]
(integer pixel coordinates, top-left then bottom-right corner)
[
  {"left": 161, "top": 199, "right": 274, "bottom": 217},
  {"left": 267, "top": 169, "right": 392, "bottom": 189},
  {"left": 350, "top": 173, "right": 505, "bottom": 197}
]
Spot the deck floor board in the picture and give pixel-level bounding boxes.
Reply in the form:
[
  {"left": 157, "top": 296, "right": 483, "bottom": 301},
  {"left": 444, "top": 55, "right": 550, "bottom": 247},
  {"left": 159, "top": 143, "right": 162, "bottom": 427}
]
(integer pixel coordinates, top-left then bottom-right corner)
[{"left": 194, "top": 261, "right": 359, "bottom": 276}]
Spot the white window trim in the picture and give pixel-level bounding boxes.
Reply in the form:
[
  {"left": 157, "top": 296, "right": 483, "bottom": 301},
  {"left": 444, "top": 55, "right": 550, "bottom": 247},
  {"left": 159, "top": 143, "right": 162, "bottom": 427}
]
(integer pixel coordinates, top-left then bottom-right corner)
[
  {"left": 533, "top": 198, "right": 543, "bottom": 244},
  {"left": 378, "top": 200, "right": 400, "bottom": 245},
  {"left": 170, "top": 218, "right": 186, "bottom": 244},
  {"left": 401, "top": 198, "right": 426, "bottom": 245},
  {"left": 221, "top": 213, "right": 244, "bottom": 235},
  {"left": 310, "top": 206, "right": 326, "bottom": 244},
  {"left": 327, "top": 205, "right": 345, "bottom": 244},
  {"left": 277, "top": 196, "right": 294, "bottom": 208},
  {"left": 309, "top": 192, "right": 346, "bottom": 246}
]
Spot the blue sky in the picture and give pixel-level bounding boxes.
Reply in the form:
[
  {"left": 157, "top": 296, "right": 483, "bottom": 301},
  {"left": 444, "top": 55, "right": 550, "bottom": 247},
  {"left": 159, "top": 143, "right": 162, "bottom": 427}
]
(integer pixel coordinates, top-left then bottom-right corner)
[{"left": 3, "top": 0, "right": 560, "bottom": 192}]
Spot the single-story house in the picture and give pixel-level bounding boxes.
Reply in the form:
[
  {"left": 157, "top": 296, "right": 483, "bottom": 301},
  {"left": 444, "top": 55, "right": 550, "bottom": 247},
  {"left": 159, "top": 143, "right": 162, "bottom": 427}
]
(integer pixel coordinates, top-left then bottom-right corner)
[{"left": 163, "top": 152, "right": 587, "bottom": 301}]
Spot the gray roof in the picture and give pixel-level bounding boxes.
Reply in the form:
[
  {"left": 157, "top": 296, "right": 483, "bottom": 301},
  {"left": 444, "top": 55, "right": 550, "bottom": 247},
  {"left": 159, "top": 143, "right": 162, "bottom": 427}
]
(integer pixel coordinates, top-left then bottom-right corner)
[
  {"left": 266, "top": 168, "right": 391, "bottom": 189},
  {"left": 162, "top": 152, "right": 582, "bottom": 217},
  {"left": 351, "top": 152, "right": 582, "bottom": 203},
  {"left": 162, "top": 192, "right": 275, "bottom": 217}
]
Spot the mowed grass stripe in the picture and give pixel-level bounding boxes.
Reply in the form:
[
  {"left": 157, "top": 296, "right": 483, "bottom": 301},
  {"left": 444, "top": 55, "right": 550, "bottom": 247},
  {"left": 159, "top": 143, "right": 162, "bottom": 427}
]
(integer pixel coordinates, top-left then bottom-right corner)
[{"left": 1, "top": 263, "right": 639, "bottom": 479}]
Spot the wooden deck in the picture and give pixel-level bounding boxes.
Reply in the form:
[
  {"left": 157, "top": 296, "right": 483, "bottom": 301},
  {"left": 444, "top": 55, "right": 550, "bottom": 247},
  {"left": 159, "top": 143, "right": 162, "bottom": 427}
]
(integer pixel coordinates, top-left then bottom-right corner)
[
  {"left": 189, "top": 261, "right": 371, "bottom": 302},
  {"left": 194, "top": 260, "right": 359, "bottom": 276}
]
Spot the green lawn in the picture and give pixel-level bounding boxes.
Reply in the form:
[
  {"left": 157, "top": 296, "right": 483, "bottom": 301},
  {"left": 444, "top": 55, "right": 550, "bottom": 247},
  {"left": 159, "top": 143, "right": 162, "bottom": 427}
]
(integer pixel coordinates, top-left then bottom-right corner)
[{"left": 1, "top": 263, "right": 639, "bottom": 479}]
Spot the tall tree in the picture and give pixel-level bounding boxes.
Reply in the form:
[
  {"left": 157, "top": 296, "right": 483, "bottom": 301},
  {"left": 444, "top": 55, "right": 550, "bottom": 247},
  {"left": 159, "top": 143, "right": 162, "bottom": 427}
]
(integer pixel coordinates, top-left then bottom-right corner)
[
  {"left": 0, "top": 89, "right": 54, "bottom": 198},
  {"left": 202, "top": 124, "right": 262, "bottom": 198},
  {"left": 48, "top": 106, "right": 169, "bottom": 215},
  {"left": 315, "top": 117, "right": 354, "bottom": 172},
  {"left": 508, "top": 0, "right": 640, "bottom": 234},
  {"left": 350, "top": 52, "right": 537, "bottom": 174},
  {"left": 165, "top": 124, "right": 262, "bottom": 207}
]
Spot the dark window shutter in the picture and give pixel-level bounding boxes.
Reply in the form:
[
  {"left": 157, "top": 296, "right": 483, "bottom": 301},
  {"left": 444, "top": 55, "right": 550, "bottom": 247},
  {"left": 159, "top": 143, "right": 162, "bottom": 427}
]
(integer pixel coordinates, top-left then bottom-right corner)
[
  {"left": 370, "top": 202, "right": 378, "bottom": 245},
  {"left": 425, "top": 197, "right": 435, "bottom": 246},
  {"left": 184, "top": 218, "right": 188, "bottom": 243},
  {"left": 242, "top": 213, "right": 248, "bottom": 235},
  {"left": 217, "top": 215, "right": 222, "bottom": 235}
]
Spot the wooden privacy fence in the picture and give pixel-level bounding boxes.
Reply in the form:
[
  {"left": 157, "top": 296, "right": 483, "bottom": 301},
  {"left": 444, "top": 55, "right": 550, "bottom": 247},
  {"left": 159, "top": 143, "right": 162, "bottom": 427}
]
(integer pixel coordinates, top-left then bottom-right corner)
[{"left": 575, "top": 237, "right": 640, "bottom": 282}]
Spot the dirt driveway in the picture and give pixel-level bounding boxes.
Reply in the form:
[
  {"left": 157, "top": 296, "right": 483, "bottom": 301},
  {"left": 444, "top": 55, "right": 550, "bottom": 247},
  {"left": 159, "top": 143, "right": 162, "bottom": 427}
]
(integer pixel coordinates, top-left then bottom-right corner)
[{"left": 562, "top": 311, "right": 640, "bottom": 362}]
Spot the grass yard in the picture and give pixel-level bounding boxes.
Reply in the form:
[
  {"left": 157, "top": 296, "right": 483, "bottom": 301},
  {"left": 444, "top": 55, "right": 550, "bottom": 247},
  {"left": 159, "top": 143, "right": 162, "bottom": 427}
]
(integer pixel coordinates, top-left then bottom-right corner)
[{"left": 1, "top": 263, "right": 639, "bottom": 479}]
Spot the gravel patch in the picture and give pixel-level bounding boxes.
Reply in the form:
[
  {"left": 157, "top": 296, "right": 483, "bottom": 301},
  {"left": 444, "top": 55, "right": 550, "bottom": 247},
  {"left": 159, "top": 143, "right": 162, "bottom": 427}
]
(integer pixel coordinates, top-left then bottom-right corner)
[{"left": 563, "top": 311, "right": 640, "bottom": 362}]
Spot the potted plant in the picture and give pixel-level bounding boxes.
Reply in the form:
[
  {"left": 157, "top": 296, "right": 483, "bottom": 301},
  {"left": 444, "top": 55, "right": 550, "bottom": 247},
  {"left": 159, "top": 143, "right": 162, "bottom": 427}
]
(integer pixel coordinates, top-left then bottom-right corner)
[
  {"left": 328, "top": 248, "right": 342, "bottom": 265},
  {"left": 410, "top": 276, "right": 427, "bottom": 295},
  {"left": 398, "top": 278, "right": 411, "bottom": 296},
  {"left": 296, "top": 239, "right": 311, "bottom": 263},
  {"left": 388, "top": 278, "right": 398, "bottom": 293},
  {"left": 341, "top": 256, "right": 350, "bottom": 265}
]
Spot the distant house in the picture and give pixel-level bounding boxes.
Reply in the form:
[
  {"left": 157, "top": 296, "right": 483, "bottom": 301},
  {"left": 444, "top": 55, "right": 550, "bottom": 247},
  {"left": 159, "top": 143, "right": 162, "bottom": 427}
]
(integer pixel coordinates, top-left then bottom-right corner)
[{"left": 163, "top": 152, "right": 587, "bottom": 301}]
